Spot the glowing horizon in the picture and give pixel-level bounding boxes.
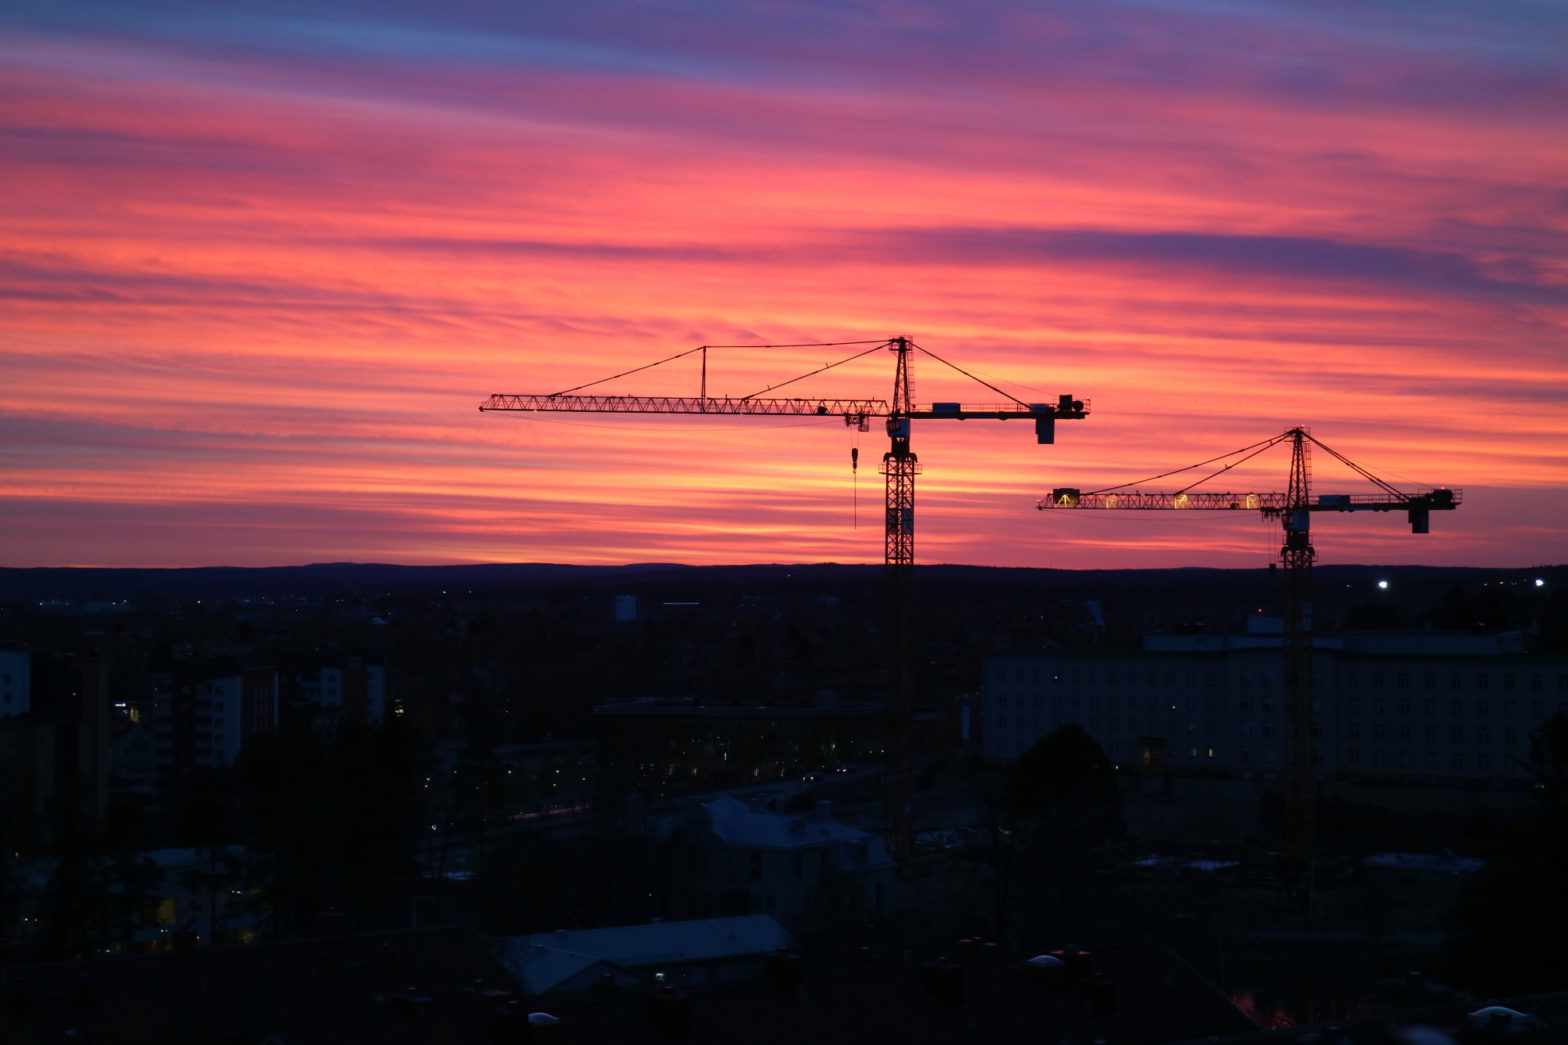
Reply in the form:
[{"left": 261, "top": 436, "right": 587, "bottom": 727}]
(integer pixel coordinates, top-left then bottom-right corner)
[{"left": 2, "top": 1, "right": 1565, "bottom": 570}]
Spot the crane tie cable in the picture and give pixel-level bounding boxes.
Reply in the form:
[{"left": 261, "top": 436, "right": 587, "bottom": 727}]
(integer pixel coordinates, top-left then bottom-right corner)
[
  {"left": 913, "top": 342, "right": 1029, "bottom": 407},
  {"left": 1085, "top": 433, "right": 1286, "bottom": 496},
  {"left": 548, "top": 336, "right": 1052, "bottom": 410},
  {"left": 1172, "top": 438, "right": 1288, "bottom": 495},
  {"left": 700, "top": 339, "right": 890, "bottom": 349},
  {"left": 550, "top": 344, "right": 707, "bottom": 396},
  {"left": 742, "top": 344, "right": 890, "bottom": 400}
]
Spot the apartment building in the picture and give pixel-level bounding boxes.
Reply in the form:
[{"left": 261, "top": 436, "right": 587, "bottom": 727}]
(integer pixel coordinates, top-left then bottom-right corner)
[{"left": 983, "top": 625, "right": 1567, "bottom": 788}]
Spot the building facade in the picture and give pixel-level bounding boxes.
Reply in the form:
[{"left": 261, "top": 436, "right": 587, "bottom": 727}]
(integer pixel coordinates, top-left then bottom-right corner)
[
  {"left": 297, "top": 657, "right": 386, "bottom": 723},
  {"left": 148, "top": 664, "right": 281, "bottom": 804},
  {"left": 0, "top": 649, "right": 31, "bottom": 718},
  {"left": 983, "top": 629, "right": 1568, "bottom": 789}
]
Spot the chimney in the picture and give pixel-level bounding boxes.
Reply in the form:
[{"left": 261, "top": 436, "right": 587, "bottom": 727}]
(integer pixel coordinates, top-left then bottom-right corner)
[
  {"left": 1083, "top": 973, "right": 1118, "bottom": 1017},
  {"left": 918, "top": 961, "right": 965, "bottom": 1008},
  {"left": 766, "top": 951, "right": 804, "bottom": 997},
  {"left": 1050, "top": 945, "right": 1093, "bottom": 983},
  {"left": 71, "top": 976, "right": 96, "bottom": 1012},
  {"left": 648, "top": 986, "right": 692, "bottom": 1041},
  {"left": 316, "top": 951, "right": 343, "bottom": 986}
]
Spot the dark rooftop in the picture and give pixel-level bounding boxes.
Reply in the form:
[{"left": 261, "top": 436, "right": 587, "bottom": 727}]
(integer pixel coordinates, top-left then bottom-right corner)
[
  {"left": 526, "top": 940, "right": 1256, "bottom": 1045},
  {"left": 0, "top": 925, "right": 518, "bottom": 1044}
]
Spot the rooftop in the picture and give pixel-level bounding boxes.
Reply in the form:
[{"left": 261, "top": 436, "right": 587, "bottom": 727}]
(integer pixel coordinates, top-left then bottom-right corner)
[{"left": 500, "top": 914, "right": 791, "bottom": 995}]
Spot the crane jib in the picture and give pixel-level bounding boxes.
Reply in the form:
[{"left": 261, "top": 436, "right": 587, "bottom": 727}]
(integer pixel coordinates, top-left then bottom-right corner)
[
  {"left": 480, "top": 393, "right": 1089, "bottom": 422},
  {"left": 1041, "top": 489, "right": 1460, "bottom": 511}
]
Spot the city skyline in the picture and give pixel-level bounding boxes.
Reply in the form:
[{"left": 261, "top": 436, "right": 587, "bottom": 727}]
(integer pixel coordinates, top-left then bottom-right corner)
[{"left": 3, "top": 1, "right": 1565, "bottom": 569}]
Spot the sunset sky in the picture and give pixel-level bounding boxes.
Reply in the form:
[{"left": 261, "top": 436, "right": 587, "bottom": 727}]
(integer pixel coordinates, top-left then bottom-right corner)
[{"left": 3, "top": 0, "right": 1565, "bottom": 570}]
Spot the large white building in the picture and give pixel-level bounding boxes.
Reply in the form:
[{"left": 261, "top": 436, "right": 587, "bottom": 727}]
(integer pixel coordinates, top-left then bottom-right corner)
[{"left": 983, "top": 625, "right": 1568, "bottom": 788}]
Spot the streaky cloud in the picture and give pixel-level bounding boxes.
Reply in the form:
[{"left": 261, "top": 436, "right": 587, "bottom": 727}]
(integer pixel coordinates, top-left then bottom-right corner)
[{"left": 851, "top": 226, "right": 1567, "bottom": 306}]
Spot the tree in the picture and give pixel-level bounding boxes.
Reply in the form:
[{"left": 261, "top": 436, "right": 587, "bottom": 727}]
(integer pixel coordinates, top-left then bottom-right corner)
[
  {"left": 1008, "top": 724, "right": 1124, "bottom": 847},
  {"left": 1521, "top": 711, "right": 1568, "bottom": 817},
  {"left": 1003, "top": 724, "right": 1124, "bottom": 936},
  {"left": 1446, "top": 713, "right": 1568, "bottom": 992},
  {"left": 232, "top": 716, "right": 426, "bottom": 936}
]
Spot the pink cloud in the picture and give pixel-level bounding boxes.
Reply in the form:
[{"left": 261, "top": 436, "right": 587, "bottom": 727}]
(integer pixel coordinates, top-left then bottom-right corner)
[{"left": 0, "top": 6, "right": 1564, "bottom": 569}]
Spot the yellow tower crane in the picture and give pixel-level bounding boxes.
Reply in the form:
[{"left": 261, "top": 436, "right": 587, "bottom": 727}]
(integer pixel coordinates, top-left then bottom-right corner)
[
  {"left": 482, "top": 336, "right": 1089, "bottom": 870},
  {"left": 1039, "top": 427, "right": 1459, "bottom": 906}
]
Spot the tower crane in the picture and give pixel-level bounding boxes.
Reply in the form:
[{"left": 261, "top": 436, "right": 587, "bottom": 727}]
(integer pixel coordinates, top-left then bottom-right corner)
[
  {"left": 481, "top": 336, "right": 1089, "bottom": 868},
  {"left": 1038, "top": 427, "right": 1459, "bottom": 898}
]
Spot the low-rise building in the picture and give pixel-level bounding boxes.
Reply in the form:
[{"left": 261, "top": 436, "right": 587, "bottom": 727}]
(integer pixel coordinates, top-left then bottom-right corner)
[
  {"left": 652, "top": 795, "right": 898, "bottom": 932},
  {"left": 497, "top": 914, "right": 791, "bottom": 998}
]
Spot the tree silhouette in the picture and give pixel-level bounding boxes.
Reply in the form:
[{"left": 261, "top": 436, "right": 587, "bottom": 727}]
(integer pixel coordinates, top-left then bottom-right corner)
[
  {"left": 1521, "top": 711, "right": 1568, "bottom": 815},
  {"left": 1447, "top": 713, "right": 1568, "bottom": 992},
  {"left": 1008, "top": 723, "right": 1124, "bottom": 847},
  {"left": 232, "top": 716, "right": 425, "bottom": 935},
  {"left": 1004, "top": 724, "right": 1123, "bottom": 935}
]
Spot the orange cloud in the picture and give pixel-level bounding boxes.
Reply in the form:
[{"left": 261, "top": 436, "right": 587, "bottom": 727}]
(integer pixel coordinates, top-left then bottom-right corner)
[{"left": 1, "top": 6, "right": 1564, "bottom": 568}]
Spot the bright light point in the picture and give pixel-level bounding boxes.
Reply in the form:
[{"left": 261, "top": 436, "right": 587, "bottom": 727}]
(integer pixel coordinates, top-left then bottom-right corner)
[
  {"left": 1536, "top": 579, "right": 1546, "bottom": 588},
  {"left": 1377, "top": 580, "right": 1389, "bottom": 590}
]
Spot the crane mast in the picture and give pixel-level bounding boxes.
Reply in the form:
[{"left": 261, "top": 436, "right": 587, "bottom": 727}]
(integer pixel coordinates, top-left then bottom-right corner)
[
  {"left": 1279, "top": 430, "right": 1316, "bottom": 883},
  {"left": 482, "top": 336, "right": 1088, "bottom": 872},
  {"left": 883, "top": 338, "right": 918, "bottom": 868},
  {"left": 1041, "top": 427, "right": 1459, "bottom": 904},
  {"left": 884, "top": 337, "right": 917, "bottom": 570}
]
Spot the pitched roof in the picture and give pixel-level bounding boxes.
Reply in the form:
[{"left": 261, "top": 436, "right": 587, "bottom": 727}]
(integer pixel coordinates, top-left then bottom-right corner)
[
  {"left": 504, "top": 914, "right": 790, "bottom": 974},
  {"left": 701, "top": 796, "right": 874, "bottom": 850},
  {"left": 0, "top": 925, "right": 518, "bottom": 1044},
  {"left": 528, "top": 940, "right": 1257, "bottom": 1045},
  {"left": 500, "top": 943, "right": 607, "bottom": 996}
]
